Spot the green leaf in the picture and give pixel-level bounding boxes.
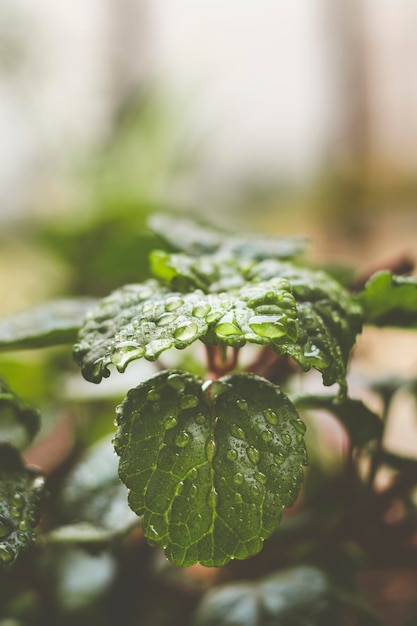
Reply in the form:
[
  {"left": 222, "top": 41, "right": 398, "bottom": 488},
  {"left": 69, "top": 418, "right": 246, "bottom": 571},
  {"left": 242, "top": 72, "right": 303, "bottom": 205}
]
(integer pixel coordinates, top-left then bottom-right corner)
[
  {"left": 294, "top": 394, "right": 382, "bottom": 445},
  {"left": 55, "top": 435, "right": 137, "bottom": 543},
  {"left": 193, "top": 566, "right": 333, "bottom": 626},
  {"left": 0, "top": 378, "right": 40, "bottom": 450},
  {"left": 149, "top": 213, "right": 307, "bottom": 259},
  {"left": 360, "top": 271, "right": 417, "bottom": 327},
  {"left": 114, "top": 370, "right": 307, "bottom": 567},
  {"left": 0, "top": 299, "right": 97, "bottom": 352},
  {"left": 0, "top": 444, "right": 44, "bottom": 567},
  {"left": 73, "top": 278, "right": 298, "bottom": 383}
]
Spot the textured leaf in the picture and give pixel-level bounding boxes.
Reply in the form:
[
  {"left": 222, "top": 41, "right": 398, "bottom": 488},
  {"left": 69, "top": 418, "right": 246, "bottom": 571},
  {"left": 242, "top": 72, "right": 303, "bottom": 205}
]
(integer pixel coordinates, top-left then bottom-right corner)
[
  {"left": 0, "top": 299, "right": 96, "bottom": 351},
  {"left": 0, "top": 444, "right": 44, "bottom": 567},
  {"left": 73, "top": 278, "right": 298, "bottom": 383},
  {"left": 0, "top": 378, "right": 41, "bottom": 450},
  {"left": 149, "top": 213, "right": 307, "bottom": 259},
  {"left": 360, "top": 271, "right": 417, "bottom": 327},
  {"left": 114, "top": 370, "right": 307, "bottom": 567},
  {"left": 193, "top": 566, "right": 332, "bottom": 626},
  {"left": 58, "top": 435, "right": 137, "bottom": 541},
  {"left": 295, "top": 394, "right": 382, "bottom": 445}
]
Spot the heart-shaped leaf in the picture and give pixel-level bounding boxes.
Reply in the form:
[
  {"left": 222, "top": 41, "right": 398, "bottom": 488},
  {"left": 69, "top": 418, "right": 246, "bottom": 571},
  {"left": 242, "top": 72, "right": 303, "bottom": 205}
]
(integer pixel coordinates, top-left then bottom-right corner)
[
  {"left": 0, "top": 444, "right": 44, "bottom": 567},
  {"left": 114, "top": 370, "right": 307, "bottom": 567}
]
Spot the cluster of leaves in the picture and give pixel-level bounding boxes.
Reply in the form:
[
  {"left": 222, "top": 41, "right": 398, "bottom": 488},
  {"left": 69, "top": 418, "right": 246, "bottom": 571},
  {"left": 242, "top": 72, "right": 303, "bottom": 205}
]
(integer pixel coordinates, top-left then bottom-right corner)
[{"left": 1, "top": 215, "right": 417, "bottom": 624}]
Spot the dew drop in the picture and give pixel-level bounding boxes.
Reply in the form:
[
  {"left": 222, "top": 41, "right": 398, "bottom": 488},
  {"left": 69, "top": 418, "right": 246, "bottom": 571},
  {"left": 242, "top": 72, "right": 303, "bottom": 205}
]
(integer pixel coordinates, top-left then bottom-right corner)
[
  {"left": 205, "top": 437, "right": 217, "bottom": 462},
  {"left": 262, "top": 429, "right": 273, "bottom": 443},
  {"left": 195, "top": 413, "right": 206, "bottom": 425},
  {"left": 291, "top": 418, "right": 307, "bottom": 434},
  {"left": 0, "top": 544, "right": 14, "bottom": 565},
  {"left": 164, "top": 415, "right": 178, "bottom": 430},
  {"left": 282, "top": 433, "right": 292, "bottom": 446},
  {"left": 208, "top": 487, "right": 218, "bottom": 508},
  {"left": 175, "top": 431, "right": 191, "bottom": 448},
  {"left": 231, "top": 424, "right": 246, "bottom": 440},
  {"left": 234, "top": 493, "right": 243, "bottom": 504},
  {"left": 246, "top": 446, "right": 260, "bottom": 465},
  {"left": 111, "top": 342, "right": 145, "bottom": 368},
  {"left": 274, "top": 452, "right": 285, "bottom": 465},
  {"left": 18, "top": 520, "right": 28, "bottom": 532},
  {"left": 0, "top": 518, "right": 13, "bottom": 540},
  {"left": 233, "top": 472, "right": 244, "bottom": 485},
  {"left": 189, "top": 484, "right": 199, "bottom": 499},
  {"left": 10, "top": 507, "right": 20, "bottom": 519},
  {"left": 180, "top": 394, "right": 199, "bottom": 410},
  {"left": 189, "top": 467, "right": 198, "bottom": 480},
  {"left": 255, "top": 472, "right": 267, "bottom": 485},
  {"left": 263, "top": 409, "right": 278, "bottom": 425},
  {"left": 206, "top": 311, "right": 221, "bottom": 324},
  {"left": 227, "top": 449, "right": 238, "bottom": 462},
  {"left": 236, "top": 399, "right": 248, "bottom": 412},
  {"left": 165, "top": 297, "right": 184, "bottom": 312},
  {"left": 174, "top": 322, "right": 199, "bottom": 342},
  {"left": 249, "top": 315, "right": 287, "bottom": 339},
  {"left": 215, "top": 321, "right": 242, "bottom": 338},
  {"left": 147, "top": 389, "right": 160, "bottom": 402},
  {"left": 156, "top": 313, "right": 177, "bottom": 326},
  {"left": 192, "top": 302, "right": 211, "bottom": 318},
  {"left": 12, "top": 493, "right": 24, "bottom": 509},
  {"left": 167, "top": 373, "right": 186, "bottom": 391}
]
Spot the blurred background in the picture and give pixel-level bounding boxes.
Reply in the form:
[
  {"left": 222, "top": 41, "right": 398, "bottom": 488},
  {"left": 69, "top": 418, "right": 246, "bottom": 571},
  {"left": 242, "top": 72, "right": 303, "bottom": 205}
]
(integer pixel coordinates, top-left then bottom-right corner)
[{"left": 0, "top": 0, "right": 417, "bottom": 312}]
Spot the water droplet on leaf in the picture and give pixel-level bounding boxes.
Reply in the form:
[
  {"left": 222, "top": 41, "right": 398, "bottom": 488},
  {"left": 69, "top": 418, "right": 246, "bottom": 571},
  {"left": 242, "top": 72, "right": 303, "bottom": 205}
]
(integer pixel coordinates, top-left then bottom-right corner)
[
  {"left": 195, "top": 413, "right": 206, "bottom": 425},
  {"left": 165, "top": 297, "right": 184, "bottom": 312},
  {"left": 263, "top": 409, "right": 278, "bottom": 425},
  {"left": 174, "top": 323, "right": 199, "bottom": 342},
  {"left": 231, "top": 424, "right": 246, "bottom": 440},
  {"left": 236, "top": 399, "right": 248, "bottom": 411},
  {"left": 246, "top": 446, "right": 260, "bottom": 465},
  {"left": 175, "top": 431, "right": 191, "bottom": 448},
  {"left": 227, "top": 449, "right": 238, "bottom": 462},
  {"left": 192, "top": 303, "right": 212, "bottom": 318},
  {"left": 262, "top": 429, "right": 273, "bottom": 442},
  {"left": 250, "top": 315, "right": 287, "bottom": 339},
  {"left": 205, "top": 437, "right": 217, "bottom": 462},
  {"left": 233, "top": 472, "right": 244, "bottom": 485},
  {"left": 281, "top": 433, "right": 292, "bottom": 446},
  {"left": 180, "top": 394, "right": 199, "bottom": 410},
  {"left": 164, "top": 416, "right": 178, "bottom": 430},
  {"left": 0, "top": 518, "right": 13, "bottom": 540},
  {"left": 167, "top": 373, "right": 186, "bottom": 391},
  {"left": 0, "top": 544, "right": 14, "bottom": 565},
  {"left": 291, "top": 418, "right": 306, "bottom": 434}
]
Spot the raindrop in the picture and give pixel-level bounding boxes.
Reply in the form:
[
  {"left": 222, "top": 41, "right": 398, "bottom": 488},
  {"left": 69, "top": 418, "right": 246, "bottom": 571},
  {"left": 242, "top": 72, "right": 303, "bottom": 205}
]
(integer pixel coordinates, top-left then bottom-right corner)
[
  {"left": 274, "top": 452, "right": 285, "bottom": 465},
  {"left": 246, "top": 446, "right": 260, "bottom": 465},
  {"left": 156, "top": 313, "right": 177, "bottom": 327},
  {"left": 291, "top": 418, "right": 306, "bottom": 434},
  {"left": 147, "top": 389, "right": 160, "bottom": 402},
  {"left": 255, "top": 472, "right": 267, "bottom": 485},
  {"left": 206, "top": 311, "right": 221, "bottom": 324},
  {"left": 165, "top": 297, "right": 184, "bottom": 312},
  {"left": 0, "top": 544, "right": 14, "bottom": 565},
  {"left": 236, "top": 399, "right": 248, "bottom": 412},
  {"left": 281, "top": 433, "right": 292, "bottom": 446},
  {"left": 175, "top": 431, "right": 191, "bottom": 448},
  {"left": 192, "top": 303, "right": 212, "bottom": 318},
  {"left": 231, "top": 424, "right": 246, "bottom": 440},
  {"left": 208, "top": 487, "right": 218, "bottom": 508},
  {"left": 234, "top": 493, "right": 243, "bottom": 504},
  {"left": 227, "top": 449, "right": 238, "bottom": 462},
  {"left": 180, "top": 394, "right": 199, "bottom": 410},
  {"left": 174, "top": 322, "right": 199, "bottom": 342},
  {"left": 112, "top": 343, "right": 145, "bottom": 368},
  {"left": 164, "top": 416, "right": 178, "bottom": 430},
  {"left": 262, "top": 430, "right": 273, "bottom": 443},
  {"left": 10, "top": 508, "right": 20, "bottom": 519},
  {"left": 167, "top": 373, "right": 186, "bottom": 391},
  {"left": 205, "top": 437, "right": 217, "bottom": 462},
  {"left": 189, "top": 484, "right": 199, "bottom": 499},
  {"left": 189, "top": 468, "right": 198, "bottom": 480},
  {"left": 250, "top": 315, "right": 286, "bottom": 339},
  {"left": 18, "top": 520, "right": 28, "bottom": 532},
  {"left": 0, "top": 518, "right": 12, "bottom": 540},
  {"left": 195, "top": 413, "right": 206, "bottom": 425},
  {"left": 215, "top": 321, "right": 242, "bottom": 338},
  {"left": 263, "top": 409, "right": 278, "bottom": 425},
  {"left": 233, "top": 472, "right": 244, "bottom": 485},
  {"left": 12, "top": 493, "right": 24, "bottom": 509}
]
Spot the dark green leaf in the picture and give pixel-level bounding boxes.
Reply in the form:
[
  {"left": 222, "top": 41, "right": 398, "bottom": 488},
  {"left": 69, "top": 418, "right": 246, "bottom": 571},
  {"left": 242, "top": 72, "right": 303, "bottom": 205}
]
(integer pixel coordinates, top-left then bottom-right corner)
[
  {"left": 73, "top": 278, "right": 298, "bottom": 383},
  {"left": 0, "top": 378, "right": 40, "bottom": 450},
  {"left": 149, "top": 213, "right": 307, "bottom": 259},
  {"left": 114, "top": 371, "right": 307, "bottom": 567},
  {"left": 0, "top": 299, "right": 96, "bottom": 351},
  {"left": 295, "top": 394, "right": 382, "bottom": 445},
  {"left": 360, "top": 271, "right": 417, "bottom": 327},
  {"left": 0, "top": 444, "right": 44, "bottom": 567},
  {"left": 54, "top": 435, "right": 137, "bottom": 543},
  {"left": 193, "top": 566, "right": 333, "bottom": 626}
]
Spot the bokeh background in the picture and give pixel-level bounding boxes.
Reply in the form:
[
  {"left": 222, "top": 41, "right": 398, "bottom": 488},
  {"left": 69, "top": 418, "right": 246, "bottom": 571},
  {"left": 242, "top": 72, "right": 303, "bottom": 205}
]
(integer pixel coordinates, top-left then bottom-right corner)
[{"left": 1, "top": 0, "right": 417, "bottom": 315}]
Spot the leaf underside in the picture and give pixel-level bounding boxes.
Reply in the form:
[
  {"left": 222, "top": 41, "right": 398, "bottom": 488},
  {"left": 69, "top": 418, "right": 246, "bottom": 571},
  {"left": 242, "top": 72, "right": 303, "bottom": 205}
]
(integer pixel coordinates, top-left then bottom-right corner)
[
  {"left": 114, "top": 371, "right": 307, "bottom": 567},
  {"left": 74, "top": 253, "right": 362, "bottom": 391},
  {"left": 0, "top": 444, "right": 44, "bottom": 567}
]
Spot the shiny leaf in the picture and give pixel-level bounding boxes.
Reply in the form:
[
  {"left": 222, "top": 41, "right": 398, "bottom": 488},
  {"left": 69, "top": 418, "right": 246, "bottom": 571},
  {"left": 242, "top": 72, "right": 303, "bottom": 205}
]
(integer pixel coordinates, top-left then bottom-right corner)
[{"left": 114, "top": 370, "right": 307, "bottom": 567}]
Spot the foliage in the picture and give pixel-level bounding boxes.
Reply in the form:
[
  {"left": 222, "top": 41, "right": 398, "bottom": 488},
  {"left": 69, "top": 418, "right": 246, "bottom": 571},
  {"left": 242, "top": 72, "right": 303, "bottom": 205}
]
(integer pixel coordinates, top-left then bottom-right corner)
[{"left": 0, "top": 214, "right": 417, "bottom": 624}]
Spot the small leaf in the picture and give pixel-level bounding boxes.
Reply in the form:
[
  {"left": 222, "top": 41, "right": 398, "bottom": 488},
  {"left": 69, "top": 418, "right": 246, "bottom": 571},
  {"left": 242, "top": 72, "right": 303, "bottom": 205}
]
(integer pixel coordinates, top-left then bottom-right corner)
[
  {"left": 0, "top": 444, "right": 44, "bottom": 567},
  {"left": 360, "top": 271, "right": 417, "bottom": 327},
  {"left": 0, "top": 378, "right": 41, "bottom": 450},
  {"left": 58, "top": 435, "right": 137, "bottom": 541},
  {"left": 114, "top": 371, "right": 307, "bottom": 567},
  {"left": 0, "top": 299, "right": 97, "bottom": 352},
  {"left": 294, "top": 394, "right": 382, "bottom": 445},
  {"left": 193, "top": 566, "right": 332, "bottom": 626},
  {"left": 149, "top": 213, "right": 307, "bottom": 259}
]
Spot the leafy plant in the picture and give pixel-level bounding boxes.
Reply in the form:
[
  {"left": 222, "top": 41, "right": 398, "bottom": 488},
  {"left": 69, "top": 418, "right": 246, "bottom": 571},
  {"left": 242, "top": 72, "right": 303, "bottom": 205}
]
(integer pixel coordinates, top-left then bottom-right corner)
[{"left": 0, "top": 215, "right": 417, "bottom": 624}]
